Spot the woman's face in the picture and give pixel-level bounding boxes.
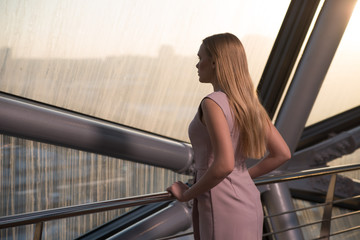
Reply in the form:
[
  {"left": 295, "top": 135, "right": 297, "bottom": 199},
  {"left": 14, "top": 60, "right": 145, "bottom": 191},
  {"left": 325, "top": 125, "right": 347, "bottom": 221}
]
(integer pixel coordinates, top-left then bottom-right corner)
[{"left": 196, "top": 44, "right": 215, "bottom": 84}]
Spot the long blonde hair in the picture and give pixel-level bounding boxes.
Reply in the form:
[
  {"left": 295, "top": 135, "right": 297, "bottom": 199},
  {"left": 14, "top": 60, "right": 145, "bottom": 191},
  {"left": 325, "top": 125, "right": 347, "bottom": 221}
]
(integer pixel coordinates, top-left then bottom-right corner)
[{"left": 203, "top": 33, "right": 270, "bottom": 159}]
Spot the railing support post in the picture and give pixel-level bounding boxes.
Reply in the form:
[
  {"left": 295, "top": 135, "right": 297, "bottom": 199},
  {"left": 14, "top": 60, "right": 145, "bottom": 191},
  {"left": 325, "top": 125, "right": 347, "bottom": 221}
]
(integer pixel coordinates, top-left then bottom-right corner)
[
  {"left": 319, "top": 174, "right": 337, "bottom": 239},
  {"left": 33, "top": 222, "right": 43, "bottom": 240}
]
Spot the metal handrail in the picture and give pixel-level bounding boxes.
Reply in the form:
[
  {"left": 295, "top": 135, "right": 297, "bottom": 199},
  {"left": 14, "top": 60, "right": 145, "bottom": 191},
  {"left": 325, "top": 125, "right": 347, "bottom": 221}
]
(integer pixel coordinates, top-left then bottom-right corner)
[
  {"left": 253, "top": 163, "right": 360, "bottom": 185},
  {"left": 327, "top": 225, "right": 360, "bottom": 238},
  {"left": 0, "top": 192, "right": 173, "bottom": 229},
  {"left": 332, "top": 209, "right": 360, "bottom": 220},
  {"left": 264, "top": 195, "right": 360, "bottom": 219},
  {"left": 1, "top": 163, "right": 360, "bottom": 230}
]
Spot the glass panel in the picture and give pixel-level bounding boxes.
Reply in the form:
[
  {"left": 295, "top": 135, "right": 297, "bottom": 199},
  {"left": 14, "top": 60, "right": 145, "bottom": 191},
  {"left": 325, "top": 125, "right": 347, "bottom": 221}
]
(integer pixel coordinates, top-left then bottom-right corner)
[
  {"left": 0, "top": 134, "right": 187, "bottom": 239},
  {"left": 0, "top": 1, "right": 291, "bottom": 239},
  {"left": 306, "top": 2, "right": 360, "bottom": 126},
  {"left": 0, "top": 0, "right": 290, "bottom": 141}
]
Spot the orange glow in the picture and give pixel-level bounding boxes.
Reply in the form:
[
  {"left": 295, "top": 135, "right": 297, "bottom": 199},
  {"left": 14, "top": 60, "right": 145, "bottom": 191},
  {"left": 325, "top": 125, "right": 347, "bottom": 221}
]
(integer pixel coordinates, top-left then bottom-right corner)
[{"left": 342, "top": 1, "right": 360, "bottom": 47}]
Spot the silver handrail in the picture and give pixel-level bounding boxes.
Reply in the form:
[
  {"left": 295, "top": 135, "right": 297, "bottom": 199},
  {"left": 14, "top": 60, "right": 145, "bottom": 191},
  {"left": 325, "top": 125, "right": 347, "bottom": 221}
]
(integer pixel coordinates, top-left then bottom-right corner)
[
  {"left": 263, "top": 195, "right": 360, "bottom": 219},
  {"left": 253, "top": 163, "right": 360, "bottom": 185},
  {"left": 0, "top": 192, "right": 173, "bottom": 229},
  {"left": 1, "top": 163, "right": 359, "bottom": 230}
]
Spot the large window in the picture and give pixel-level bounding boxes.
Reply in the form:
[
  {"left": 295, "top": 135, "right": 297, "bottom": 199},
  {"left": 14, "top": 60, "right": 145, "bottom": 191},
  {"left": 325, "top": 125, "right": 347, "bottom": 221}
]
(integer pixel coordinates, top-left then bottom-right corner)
[
  {"left": 0, "top": 0, "right": 290, "bottom": 141},
  {"left": 0, "top": 1, "right": 290, "bottom": 239}
]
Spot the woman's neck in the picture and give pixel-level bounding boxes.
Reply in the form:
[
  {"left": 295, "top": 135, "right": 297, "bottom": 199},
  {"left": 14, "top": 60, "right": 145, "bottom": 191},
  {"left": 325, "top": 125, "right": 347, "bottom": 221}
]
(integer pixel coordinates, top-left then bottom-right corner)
[{"left": 211, "top": 82, "right": 221, "bottom": 92}]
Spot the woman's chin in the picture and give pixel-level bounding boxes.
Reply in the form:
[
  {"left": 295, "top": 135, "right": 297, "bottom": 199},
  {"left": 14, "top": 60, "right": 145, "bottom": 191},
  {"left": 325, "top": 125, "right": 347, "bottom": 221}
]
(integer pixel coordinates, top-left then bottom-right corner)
[{"left": 199, "top": 77, "right": 207, "bottom": 83}]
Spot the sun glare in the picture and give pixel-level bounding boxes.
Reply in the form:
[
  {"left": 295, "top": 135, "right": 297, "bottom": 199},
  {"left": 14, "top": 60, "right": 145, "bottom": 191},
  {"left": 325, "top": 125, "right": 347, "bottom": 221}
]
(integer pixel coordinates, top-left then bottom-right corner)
[{"left": 343, "top": 1, "right": 360, "bottom": 45}]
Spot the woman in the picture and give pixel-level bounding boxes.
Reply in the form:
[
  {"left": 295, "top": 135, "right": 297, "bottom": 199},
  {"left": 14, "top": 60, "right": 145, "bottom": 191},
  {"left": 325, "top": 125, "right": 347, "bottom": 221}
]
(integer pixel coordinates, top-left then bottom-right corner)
[{"left": 167, "top": 33, "right": 291, "bottom": 240}]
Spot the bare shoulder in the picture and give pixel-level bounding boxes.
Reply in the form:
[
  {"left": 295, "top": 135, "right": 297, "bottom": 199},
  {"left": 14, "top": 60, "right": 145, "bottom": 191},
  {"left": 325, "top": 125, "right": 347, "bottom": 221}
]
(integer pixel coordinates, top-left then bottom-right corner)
[
  {"left": 200, "top": 97, "right": 229, "bottom": 134},
  {"left": 201, "top": 97, "right": 222, "bottom": 114}
]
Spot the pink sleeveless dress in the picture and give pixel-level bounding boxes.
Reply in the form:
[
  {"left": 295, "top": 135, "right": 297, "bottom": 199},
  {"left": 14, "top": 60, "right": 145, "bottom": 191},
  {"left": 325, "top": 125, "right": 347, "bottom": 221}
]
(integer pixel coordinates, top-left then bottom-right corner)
[{"left": 189, "top": 91, "right": 263, "bottom": 240}]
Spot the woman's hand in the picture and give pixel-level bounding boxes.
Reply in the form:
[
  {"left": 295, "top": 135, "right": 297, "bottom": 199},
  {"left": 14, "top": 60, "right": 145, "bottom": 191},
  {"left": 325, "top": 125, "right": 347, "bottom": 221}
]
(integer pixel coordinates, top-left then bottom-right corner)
[{"left": 167, "top": 181, "right": 190, "bottom": 202}]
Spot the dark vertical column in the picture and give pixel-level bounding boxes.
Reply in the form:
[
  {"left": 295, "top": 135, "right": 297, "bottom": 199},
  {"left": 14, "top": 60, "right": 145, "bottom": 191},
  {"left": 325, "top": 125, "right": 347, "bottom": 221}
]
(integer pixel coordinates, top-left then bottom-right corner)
[{"left": 258, "top": 0, "right": 320, "bottom": 119}]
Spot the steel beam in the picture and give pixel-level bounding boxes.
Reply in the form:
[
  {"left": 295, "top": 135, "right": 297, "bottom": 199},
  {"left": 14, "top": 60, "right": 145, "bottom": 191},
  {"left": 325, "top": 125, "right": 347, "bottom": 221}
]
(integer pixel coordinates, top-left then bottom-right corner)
[
  {"left": 263, "top": 0, "right": 358, "bottom": 239},
  {"left": 258, "top": 0, "right": 320, "bottom": 119},
  {"left": 275, "top": 0, "right": 358, "bottom": 154},
  {"left": 290, "top": 126, "right": 360, "bottom": 169},
  {"left": 0, "top": 93, "right": 194, "bottom": 174},
  {"left": 297, "top": 106, "right": 360, "bottom": 151}
]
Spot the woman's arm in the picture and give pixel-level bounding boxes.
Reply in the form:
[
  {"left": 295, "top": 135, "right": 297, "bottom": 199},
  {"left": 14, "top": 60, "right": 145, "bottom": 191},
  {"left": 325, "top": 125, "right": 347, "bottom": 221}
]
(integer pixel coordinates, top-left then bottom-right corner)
[
  {"left": 248, "top": 123, "right": 291, "bottom": 179},
  {"left": 167, "top": 98, "right": 235, "bottom": 202}
]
